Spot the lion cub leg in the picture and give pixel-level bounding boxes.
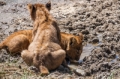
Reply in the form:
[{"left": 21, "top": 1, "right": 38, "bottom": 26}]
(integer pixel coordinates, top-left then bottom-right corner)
[
  {"left": 33, "top": 52, "right": 49, "bottom": 75},
  {"left": 21, "top": 50, "right": 34, "bottom": 66},
  {"left": 62, "top": 60, "right": 71, "bottom": 70},
  {"left": 46, "top": 49, "right": 66, "bottom": 70},
  {"left": 39, "top": 65, "right": 49, "bottom": 75},
  {"left": 39, "top": 49, "right": 66, "bottom": 75}
]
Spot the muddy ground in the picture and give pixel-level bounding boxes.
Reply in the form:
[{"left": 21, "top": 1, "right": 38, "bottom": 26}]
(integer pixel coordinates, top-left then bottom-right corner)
[{"left": 0, "top": 0, "right": 120, "bottom": 79}]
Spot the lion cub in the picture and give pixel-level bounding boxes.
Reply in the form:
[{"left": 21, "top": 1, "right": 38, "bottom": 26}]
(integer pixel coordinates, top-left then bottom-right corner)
[
  {"left": 61, "top": 32, "right": 83, "bottom": 62},
  {"left": 0, "top": 30, "right": 32, "bottom": 55},
  {"left": 21, "top": 2, "right": 66, "bottom": 75}
]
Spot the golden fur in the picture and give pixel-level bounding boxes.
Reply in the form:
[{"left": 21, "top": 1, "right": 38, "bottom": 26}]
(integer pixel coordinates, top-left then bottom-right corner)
[
  {"left": 21, "top": 2, "right": 66, "bottom": 75},
  {"left": 61, "top": 32, "right": 83, "bottom": 61},
  {"left": 0, "top": 30, "right": 83, "bottom": 61},
  {"left": 0, "top": 30, "right": 32, "bottom": 55}
]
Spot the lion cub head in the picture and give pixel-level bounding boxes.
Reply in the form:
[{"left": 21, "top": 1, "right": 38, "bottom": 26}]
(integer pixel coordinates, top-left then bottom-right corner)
[
  {"left": 61, "top": 32, "right": 83, "bottom": 61},
  {"left": 27, "top": 2, "right": 58, "bottom": 41},
  {"left": 27, "top": 2, "right": 51, "bottom": 21}
]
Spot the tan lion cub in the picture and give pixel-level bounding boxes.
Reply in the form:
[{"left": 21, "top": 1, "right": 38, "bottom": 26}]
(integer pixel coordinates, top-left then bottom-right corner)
[
  {"left": 0, "top": 30, "right": 32, "bottom": 55},
  {"left": 21, "top": 2, "right": 66, "bottom": 75},
  {"left": 61, "top": 32, "right": 83, "bottom": 62}
]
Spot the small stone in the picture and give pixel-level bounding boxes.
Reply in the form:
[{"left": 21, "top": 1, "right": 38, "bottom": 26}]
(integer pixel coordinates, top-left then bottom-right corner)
[
  {"left": 0, "top": 1, "right": 6, "bottom": 6},
  {"left": 64, "top": 76, "right": 73, "bottom": 79},
  {"left": 29, "top": 66, "right": 38, "bottom": 72},
  {"left": 92, "top": 38, "right": 99, "bottom": 43},
  {"left": 81, "top": 30, "right": 89, "bottom": 35},
  {"left": 74, "top": 69, "right": 86, "bottom": 76},
  {"left": 18, "top": 65, "right": 21, "bottom": 69}
]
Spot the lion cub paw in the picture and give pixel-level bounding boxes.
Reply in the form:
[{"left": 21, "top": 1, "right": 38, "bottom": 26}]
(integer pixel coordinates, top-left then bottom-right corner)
[{"left": 40, "top": 66, "right": 49, "bottom": 76}]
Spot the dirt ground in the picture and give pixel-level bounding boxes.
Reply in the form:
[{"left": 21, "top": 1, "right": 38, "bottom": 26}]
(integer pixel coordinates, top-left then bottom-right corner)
[{"left": 0, "top": 0, "right": 120, "bottom": 79}]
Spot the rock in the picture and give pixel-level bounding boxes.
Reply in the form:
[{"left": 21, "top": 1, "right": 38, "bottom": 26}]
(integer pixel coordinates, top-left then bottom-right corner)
[
  {"left": 63, "top": 76, "right": 74, "bottom": 79},
  {"left": 74, "top": 69, "right": 86, "bottom": 76},
  {"left": 92, "top": 38, "right": 99, "bottom": 43},
  {"left": 83, "top": 35, "right": 89, "bottom": 41},
  {"left": 18, "top": 65, "right": 21, "bottom": 69},
  {"left": 98, "top": 62, "right": 112, "bottom": 72},
  {"left": 29, "top": 66, "right": 39, "bottom": 72},
  {"left": 90, "top": 64, "right": 98, "bottom": 73},
  {"left": 0, "top": 1, "right": 6, "bottom": 6},
  {"left": 97, "top": 27, "right": 105, "bottom": 32},
  {"left": 85, "top": 69, "right": 91, "bottom": 76},
  {"left": 76, "top": 24, "right": 85, "bottom": 29},
  {"left": 103, "top": 47, "right": 111, "bottom": 54},
  {"left": 81, "top": 30, "right": 89, "bottom": 35}
]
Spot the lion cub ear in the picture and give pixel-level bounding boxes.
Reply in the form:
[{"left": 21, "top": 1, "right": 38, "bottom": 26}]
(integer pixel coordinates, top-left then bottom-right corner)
[
  {"left": 66, "top": 37, "right": 76, "bottom": 51},
  {"left": 70, "top": 37, "right": 77, "bottom": 46},
  {"left": 78, "top": 33, "right": 83, "bottom": 41},
  {"left": 27, "top": 4, "right": 34, "bottom": 12},
  {"left": 27, "top": 4, "right": 36, "bottom": 21},
  {"left": 45, "top": 1, "right": 51, "bottom": 11}
]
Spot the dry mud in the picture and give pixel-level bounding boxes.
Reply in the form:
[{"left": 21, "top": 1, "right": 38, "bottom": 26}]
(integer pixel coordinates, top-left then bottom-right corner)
[{"left": 0, "top": 0, "right": 120, "bottom": 79}]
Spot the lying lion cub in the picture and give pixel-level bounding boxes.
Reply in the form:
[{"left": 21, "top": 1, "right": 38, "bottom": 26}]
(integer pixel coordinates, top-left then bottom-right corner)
[
  {"left": 0, "top": 30, "right": 32, "bottom": 55},
  {"left": 61, "top": 32, "right": 83, "bottom": 62},
  {"left": 21, "top": 2, "right": 66, "bottom": 75}
]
